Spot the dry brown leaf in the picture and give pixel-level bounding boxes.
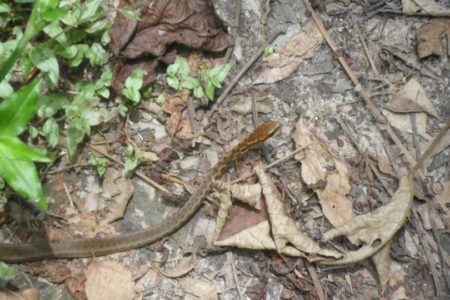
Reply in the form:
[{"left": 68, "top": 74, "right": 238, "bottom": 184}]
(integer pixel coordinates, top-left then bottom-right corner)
[
  {"left": 102, "top": 168, "right": 134, "bottom": 223},
  {"left": 256, "top": 167, "right": 341, "bottom": 258},
  {"left": 377, "top": 146, "right": 396, "bottom": 177},
  {"left": 372, "top": 241, "right": 393, "bottom": 293},
  {"left": 293, "top": 118, "right": 353, "bottom": 227},
  {"left": 0, "top": 289, "right": 39, "bottom": 300},
  {"left": 212, "top": 181, "right": 262, "bottom": 239},
  {"left": 425, "top": 128, "right": 450, "bottom": 158},
  {"left": 417, "top": 203, "right": 445, "bottom": 230},
  {"left": 215, "top": 168, "right": 341, "bottom": 260},
  {"left": 417, "top": 19, "right": 450, "bottom": 59},
  {"left": 230, "top": 96, "right": 274, "bottom": 115},
  {"left": 383, "top": 78, "right": 438, "bottom": 138},
  {"left": 85, "top": 261, "right": 135, "bottom": 300},
  {"left": 403, "top": 0, "right": 450, "bottom": 16},
  {"left": 254, "top": 21, "right": 323, "bottom": 84},
  {"left": 384, "top": 96, "right": 436, "bottom": 117},
  {"left": 152, "top": 250, "right": 197, "bottom": 278},
  {"left": 180, "top": 278, "right": 219, "bottom": 300},
  {"left": 318, "top": 175, "right": 413, "bottom": 265},
  {"left": 161, "top": 91, "right": 192, "bottom": 139}
]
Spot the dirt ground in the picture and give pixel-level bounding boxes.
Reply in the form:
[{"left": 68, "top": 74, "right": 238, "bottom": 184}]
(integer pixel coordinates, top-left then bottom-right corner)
[{"left": 2, "top": 0, "right": 450, "bottom": 299}]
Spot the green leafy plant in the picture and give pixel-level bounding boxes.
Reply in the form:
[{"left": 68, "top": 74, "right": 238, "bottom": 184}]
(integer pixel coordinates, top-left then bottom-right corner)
[
  {"left": 89, "top": 155, "right": 107, "bottom": 177},
  {"left": 124, "top": 145, "right": 143, "bottom": 175},
  {"left": 0, "top": 262, "right": 15, "bottom": 280},
  {"left": 166, "top": 56, "right": 230, "bottom": 102},
  {"left": 200, "top": 64, "right": 230, "bottom": 101},
  {"left": 0, "top": 79, "right": 50, "bottom": 210},
  {"left": 123, "top": 68, "right": 145, "bottom": 104}
]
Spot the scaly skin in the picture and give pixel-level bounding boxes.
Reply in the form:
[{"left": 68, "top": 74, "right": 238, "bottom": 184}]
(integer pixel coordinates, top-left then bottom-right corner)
[{"left": 0, "top": 121, "right": 280, "bottom": 262}]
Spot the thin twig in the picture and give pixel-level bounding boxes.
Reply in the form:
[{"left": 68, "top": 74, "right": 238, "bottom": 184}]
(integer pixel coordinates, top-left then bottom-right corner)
[
  {"left": 302, "top": 0, "right": 418, "bottom": 169},
  {"left": 207, "top": 29, "right": 285, "bottom": 120},
  {"left": 305, "top": 262, "right": 326, "bottom": 300},
  {"left": 86, "top": 144, "right": 173, "bottom": 198},
  {"left": 355, "top": 23, "right": 379, "bottom": 77}
]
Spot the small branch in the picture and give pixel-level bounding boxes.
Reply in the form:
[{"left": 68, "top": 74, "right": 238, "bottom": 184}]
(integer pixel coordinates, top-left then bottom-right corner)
[
  {"left": 87, "top": 144, "right": 173, "bottom": 198},
  {"left": 207, "top": 29, "right": 285, "bottom": 120}
]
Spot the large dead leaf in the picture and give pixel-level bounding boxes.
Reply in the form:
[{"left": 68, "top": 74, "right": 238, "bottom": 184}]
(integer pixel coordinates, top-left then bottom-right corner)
[
  {"left": 382, "top": 78, "right": 437, "bottom": 138},
  {"left": 417, "top": 19, "right": 450, "bottom": 59},
  {"left": 161, "top": 91, "right": 193, "bottom": 139},
  {"left": 318, "top": 175, "right": 414, "bottom": 265},
  {"left": 109, "top": 0, "right": 234, "bottom": 94},
  {"left": 102, "top": 168, "right": 134, "bottom": 223},
  {"left": 85, "top": 261, "right": 135, "bottom": 300},
  {"left": 215, "top": 167, "right": 341, "bottom": 260},
  {"left": 254, "top": 21, "right": 323, "bottom": 84},
  {"left": 293, "top": 118, "right": 353, "bottom": 227}
]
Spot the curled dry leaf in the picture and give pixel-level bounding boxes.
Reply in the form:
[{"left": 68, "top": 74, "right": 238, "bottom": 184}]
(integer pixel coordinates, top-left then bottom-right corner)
[
  {"left": 318, "top": 175, "right": 413, "bottom": 265},
  {"left": 293, "top": 118, "right": 354, "bottom": 227},
  {"left": 152, "top": 250, "right": 197, "bottom": 278},
  {"left": 102, "top": 168, "right": 134, "bottom": 223},
  {"left": 254, "top": 21, "right": 323, "bottom": 84},
  {"left": 212, "top": 181, "right": 262, "bottom": 240},
  {"left": 85, "top": 261, "right": 135, "bottom": 300},
  {"left": 161, "top": 91, "right": 193, "bottom": 139},
  {"left": 215, "top": 167, "right": 341, "bottom": 260},
  {"left": 255, "top": 167, "right": 341, "bottom": 259}
]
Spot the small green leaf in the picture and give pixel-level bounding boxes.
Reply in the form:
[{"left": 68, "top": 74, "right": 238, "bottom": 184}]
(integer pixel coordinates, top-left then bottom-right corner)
[
  {"left": 123, "top": 68, "right": 144, "bottom": 104},
  {"left": 167, "top": 76, "right": 180, "bottom": 90},
  {"left": 37, "top": 93, "right": 69, "bottom": 118},
  {"left": 0, "top": 79, "right": 41, "bottom": 136},
  {"left": 42, "top": 118, "right": 59, "bottom": 147},
  {"left": 166, "top": 64, "right": 179, "bottom": 78},
  {"left": 176, "top": 56, "right": 189, "bottom": 79},
  {"left": 181, "top": 76, "right": 199, "bottom": 90},
  {"left": 142, "top": 84, "right": 152, "bottom": 98},
  {"left": 43, "top": 22, "right": 67, "bottom": 44},
  {"left": 42, "top": 8, "right": 68, "bottom": 22},
  {"left": 193, "top": 86, "right": 204, "bottom": 99},
  {"left": 29, "top": 126, "right": 39, "bottom": 139},
  {"left": 0, "top": 3, "right": 11, "bottom": 14},
  {"left": 124, "top": 146, "right": 143, "bottom": 174},
  {"left": 204, "top": 80, "right": 215, "bottom": 100},
  {"left": 0, "top": 261, "right": 15, "bottom": 280},
  {"left": 89, "top": 155, "right": 107, "bottom": 176},
  {"left": 85, "top": 43, "right": 106, "bottom": 66},
  {"left": 80, "top": 0, "right": 102, "bottom": 22},
  {"left": 119, "top": 8, "right": 140, "bottom": 21},
  {"left": 0, "top": 136, "right": 50, "bottom": 162},
  {"left": 30, "top": 47, "right": 59, "bottom": 86},
  {"left": 86, "top": 19, "right": 110, "bottom": 34},
  {"left": 209, "top": 64, "right": 230, "bottom": 85},
  {"left": 0, "top": 80, "right": 13, "bottom": 98},
  {"left": 66, "top": 117, "right": 90, "bottom": 156}
]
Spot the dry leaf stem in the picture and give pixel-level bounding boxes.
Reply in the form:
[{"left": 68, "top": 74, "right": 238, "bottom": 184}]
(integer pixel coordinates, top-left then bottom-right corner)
[{"left": 87, "top": 144, "right": 173, "bottom": 197}]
